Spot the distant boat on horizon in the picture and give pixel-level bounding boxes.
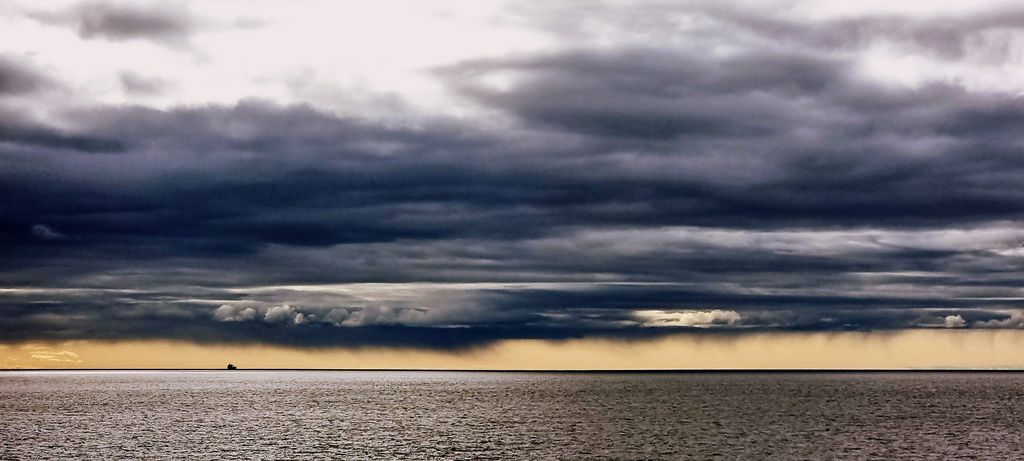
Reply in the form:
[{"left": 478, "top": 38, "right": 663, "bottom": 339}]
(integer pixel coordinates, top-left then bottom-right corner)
[{"left": 226, "top": 363, "right": 237, "bottom": 370}]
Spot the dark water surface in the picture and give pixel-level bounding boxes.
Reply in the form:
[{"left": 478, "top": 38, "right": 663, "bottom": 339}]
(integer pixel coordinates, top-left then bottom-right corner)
[{"left": 2, "top": 371, "right": 1023, "bottom": 459}]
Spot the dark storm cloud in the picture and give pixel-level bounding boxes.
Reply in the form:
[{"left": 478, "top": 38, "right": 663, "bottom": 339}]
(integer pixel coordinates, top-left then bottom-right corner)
[
  {"left": 2, "top": 86, "right": 1024, "bottom": 345},
  {"left": 0, "top": 120, "right": 125, "bottom": 152},
  {"left": 6, "top": 2, "right": 1024, "bottom": 348},
  {"left": 2, "top": 281, "right": 1021, "bottom": 348},
  {"left": 0, "top": 57, "right": 124, "bottom": 152},
  {"left": 441, "top": 49, "right": 847, "bottom": 140},
  {"left": 0, "top": 287, "right": 687, "bottom": 348},
  {"left": 439, "top": 47, "right": 1024, "bottom": 229},
  {"left": 31, "top": 1, "right": 196, "bottom": 44}
]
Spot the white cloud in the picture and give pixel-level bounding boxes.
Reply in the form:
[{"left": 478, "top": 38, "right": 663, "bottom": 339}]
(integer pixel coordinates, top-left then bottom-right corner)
[
  {"left": 263, "top": 303, "right": 297, "bottom": 323},
  {"left": 943, "top": 315, "right": 966, "bottom": 328},
  {"left": 975, "top": 311, "right": 1024, "bottom": 328},
  {"left": 214, "top": 303, "right": 309, "bottom": 324},
  {"left": 636, "top": 309, "right": 742, "bottom": 328},
  {"left": 293, "top": 312, "right": 314, "bottom": 325},
  {"left": 213, "top": 304, "right": 258, "bottom": 322},
  {"left": 322, "top": 308, "right": 350, "bottom": 326}
]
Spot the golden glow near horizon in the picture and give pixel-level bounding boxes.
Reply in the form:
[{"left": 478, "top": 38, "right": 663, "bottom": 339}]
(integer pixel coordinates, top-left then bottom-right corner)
[{"left": 5, "top": 329, "right": 1024, "bottom": 370}]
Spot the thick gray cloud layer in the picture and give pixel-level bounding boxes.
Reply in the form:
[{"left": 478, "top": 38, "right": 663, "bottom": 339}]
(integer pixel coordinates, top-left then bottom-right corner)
[
  {"left": 29, "top": 1, "right": 197, "bottom": 45},
  {"left": 4, "top": 1, "right": 1024, "bottom": 348},
  {"left": 0, "top": 56, "right": 50, "bottom": 95}
]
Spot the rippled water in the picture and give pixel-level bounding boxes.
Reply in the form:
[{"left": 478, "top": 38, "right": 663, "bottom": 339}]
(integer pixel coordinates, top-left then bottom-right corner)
[{"left": 2, "top": 371, "right": 1023, "bottom": 459}]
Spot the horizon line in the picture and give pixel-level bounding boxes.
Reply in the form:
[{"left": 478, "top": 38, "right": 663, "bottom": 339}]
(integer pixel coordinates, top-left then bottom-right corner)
[{"left": 5, "top": 368, "right": 1024, "bottom": 373}]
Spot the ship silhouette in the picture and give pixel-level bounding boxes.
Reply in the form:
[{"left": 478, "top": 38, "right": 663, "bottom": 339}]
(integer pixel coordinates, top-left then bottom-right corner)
[{"left": 226, "top": 363, "right": 237, "bottom": 370}]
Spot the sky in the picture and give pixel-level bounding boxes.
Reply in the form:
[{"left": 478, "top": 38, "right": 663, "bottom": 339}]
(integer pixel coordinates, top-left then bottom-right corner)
[{"left": 5, "top": 0, "right": 1024, "bottom": 368}]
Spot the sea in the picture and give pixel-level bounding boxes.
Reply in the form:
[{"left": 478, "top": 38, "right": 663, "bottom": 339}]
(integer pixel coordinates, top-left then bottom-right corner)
[{"left": 1, "top": 371, "right": 1022, "bottom": 460}]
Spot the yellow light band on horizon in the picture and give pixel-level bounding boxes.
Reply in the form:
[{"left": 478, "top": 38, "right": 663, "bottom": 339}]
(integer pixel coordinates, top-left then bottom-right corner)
[{"left": 3, "top": 329, "right": 1024, "bottom": 370}]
